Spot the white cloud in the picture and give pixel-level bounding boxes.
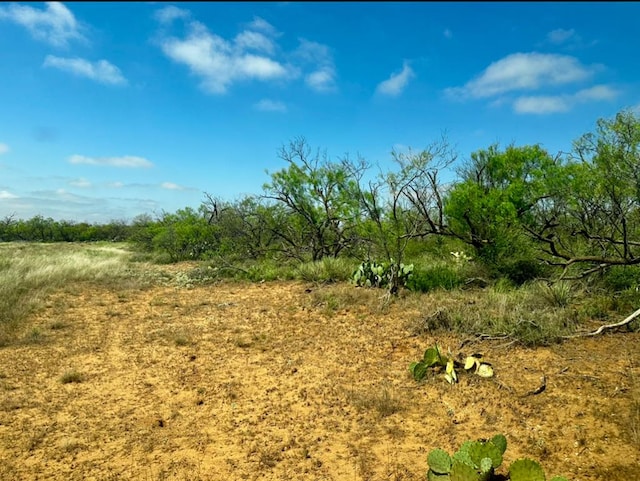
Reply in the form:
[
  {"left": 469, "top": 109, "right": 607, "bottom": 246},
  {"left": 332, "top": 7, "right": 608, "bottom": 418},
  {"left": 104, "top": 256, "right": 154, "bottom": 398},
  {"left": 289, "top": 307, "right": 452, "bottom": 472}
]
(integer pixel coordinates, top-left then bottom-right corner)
[
  {"left": 69, "top": 155, "right": 153, "bottom": 168},
  {"left": 446, "top": 52, "right": 594, "bottom": 99},
  {"left": 234, "top": 30, "right": 276, "bottom": 55},
  {"left": 161, "top": 182, "right": 185, "bottom": 190},
  {"left": 295, "top": 39, "right": 336, "bottom": 92},
  {"left": 43, "top": 55, "right": 127, "bottom": 85},
  {"left": 0, "top": 1, "right": 84, "bottom": 48},
  {"left": 574, "top": 84, "right": 617, "bottom": 101},
  {"left": 0, "top": 190, "right": 18, "bottom": 199},
  {"left": 108, "top": 181, "right": 124, "bottom": 188},
  {"left": 513, "top": 96, "right": 571, "bottom": 114},
  {"left": 0, "top": 143, "right": 9, "bottom": 155},
  {"left": 547, "top": 28, "right": 576, "bottom": 45},
  {"left": 254, "top": 99, "right": 287, "bottom": 112},
  {"left": 376, "top": 61, "right": 414, "bottom": 97},
  {"left": 154, "top": 5, "right": 189, "bottom": 25},
  {"left": 158, "top": 20, "right": 290, "bottom": 94},
  {"left": 514, "top": 85, "right": 618, "bottom": 115},
  {"left": 246, "top": 16, "right": 279, "bottom": 36}
]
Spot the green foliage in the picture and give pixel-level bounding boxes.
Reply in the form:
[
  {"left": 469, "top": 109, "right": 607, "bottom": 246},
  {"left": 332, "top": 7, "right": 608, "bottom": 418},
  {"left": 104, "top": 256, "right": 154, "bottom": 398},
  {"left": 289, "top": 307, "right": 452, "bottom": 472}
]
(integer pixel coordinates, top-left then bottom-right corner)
[
  {"left": 426, "top": 435, "right": 570, "bottom": 481},
  {"left": 497, "top": 258, "right": 548, "bottom": 286},
  {"left": 406, "top": 265, "right": 463, "bottom": 292},
  {"left": 602, "top": 265, "right": 640, "bottom": 291},
  {"left": 409, "top": 344, "right": 494, "bottom": 384},
  {"left": 352, "top": 260, "right": 413, "bottom": 289}
]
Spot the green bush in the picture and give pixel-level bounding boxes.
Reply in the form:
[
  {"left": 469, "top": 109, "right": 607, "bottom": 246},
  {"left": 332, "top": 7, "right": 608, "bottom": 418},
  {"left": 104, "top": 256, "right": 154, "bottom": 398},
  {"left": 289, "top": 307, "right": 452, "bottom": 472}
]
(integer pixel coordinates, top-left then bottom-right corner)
[
  {"left": 406, "top": 265, "right": 463, "bottom": 292},
  {"left": 496, "top": 258, "right": 547, "bottom": 286},
  {"left": 602, "top": 265, "right": 640, "bottom": 291}
]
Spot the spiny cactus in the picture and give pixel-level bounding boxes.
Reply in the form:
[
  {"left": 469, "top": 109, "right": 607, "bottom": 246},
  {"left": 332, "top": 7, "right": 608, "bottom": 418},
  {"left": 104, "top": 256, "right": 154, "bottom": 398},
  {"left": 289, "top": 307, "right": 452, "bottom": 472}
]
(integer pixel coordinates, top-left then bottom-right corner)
[
  {"left": 508, "top": 458, "right": 546, "bottom": 481},
  {"left": 427, "top": 435, "right": 571, "bottom": 481}
]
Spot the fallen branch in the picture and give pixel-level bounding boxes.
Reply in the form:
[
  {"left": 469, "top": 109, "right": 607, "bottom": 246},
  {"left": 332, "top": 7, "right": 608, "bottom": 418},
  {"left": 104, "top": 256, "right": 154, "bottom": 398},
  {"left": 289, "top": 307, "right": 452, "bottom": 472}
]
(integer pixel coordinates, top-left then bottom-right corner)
[{"left": 564, "top": 307, "right": 640, "bottom": 338}]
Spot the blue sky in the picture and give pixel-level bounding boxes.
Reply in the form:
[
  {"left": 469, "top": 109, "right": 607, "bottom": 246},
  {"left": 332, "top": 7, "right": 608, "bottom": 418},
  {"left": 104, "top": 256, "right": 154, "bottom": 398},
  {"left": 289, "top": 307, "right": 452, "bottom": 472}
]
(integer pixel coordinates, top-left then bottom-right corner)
[{"left": 1, "top": 2, "right": 639, "bottom": 223}]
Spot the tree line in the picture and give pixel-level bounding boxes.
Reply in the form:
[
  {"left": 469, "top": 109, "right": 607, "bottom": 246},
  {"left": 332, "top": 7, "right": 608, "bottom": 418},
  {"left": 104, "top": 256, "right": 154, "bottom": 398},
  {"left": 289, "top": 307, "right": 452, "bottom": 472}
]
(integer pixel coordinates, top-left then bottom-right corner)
[{"left": 3, "top": 109, "right": 640, "bottom": 285}]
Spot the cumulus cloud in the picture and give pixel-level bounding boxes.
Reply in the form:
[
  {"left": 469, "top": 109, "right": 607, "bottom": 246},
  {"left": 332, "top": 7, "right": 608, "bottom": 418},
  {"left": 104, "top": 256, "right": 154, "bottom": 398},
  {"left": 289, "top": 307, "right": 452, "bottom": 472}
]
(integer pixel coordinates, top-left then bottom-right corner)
[
  {"left": 0, "top": 1, "right": 84, "bottom": 48},
  {"left": 376, "top": 61, "right": 414, "bottom": 97},
  {"left": 254, "top": 99, "right": 287, "bottom": 112},
  {"left": 0, "top": 143, "right": 9, "bottom": 155},
  {"left": 69, "top": 155, "right": 153, "bottom": 168},
  {"left": 445, "top": 52, "right": 594, "bottom": 99},
  {"left": 513, "top": 85, "right": 618, "bottom": 115},
  {"left": 43, "top": 55, "right": 127, "bottom": 85},
  {"left": 156, "top": 13, "right": 293, "bottom": 94}
]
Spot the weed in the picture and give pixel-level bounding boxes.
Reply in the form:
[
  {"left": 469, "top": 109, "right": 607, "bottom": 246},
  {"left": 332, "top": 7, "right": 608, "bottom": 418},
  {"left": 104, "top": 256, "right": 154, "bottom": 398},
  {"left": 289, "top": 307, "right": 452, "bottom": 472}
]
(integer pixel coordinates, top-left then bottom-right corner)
[{"left": 60, "top": 370, "right": 84, "bottom": 384}]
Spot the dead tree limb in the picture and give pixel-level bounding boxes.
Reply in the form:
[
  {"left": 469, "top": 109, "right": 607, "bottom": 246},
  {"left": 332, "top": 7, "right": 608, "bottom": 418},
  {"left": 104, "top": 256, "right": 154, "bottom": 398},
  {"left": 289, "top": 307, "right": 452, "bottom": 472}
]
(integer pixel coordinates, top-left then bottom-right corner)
[{"left": 564, "top": 307, "right": 640, "bottom": 338}]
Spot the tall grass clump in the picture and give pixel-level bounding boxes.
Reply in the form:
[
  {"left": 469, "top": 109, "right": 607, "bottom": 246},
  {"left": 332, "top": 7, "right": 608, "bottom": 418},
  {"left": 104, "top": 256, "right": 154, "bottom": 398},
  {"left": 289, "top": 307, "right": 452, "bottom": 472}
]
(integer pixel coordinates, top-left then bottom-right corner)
[
  {"left": 0, "top": 243, "right": 134, "bottom": 346},
  {"left": 294, "top": 257, "right": 356, "bottom": 284}
]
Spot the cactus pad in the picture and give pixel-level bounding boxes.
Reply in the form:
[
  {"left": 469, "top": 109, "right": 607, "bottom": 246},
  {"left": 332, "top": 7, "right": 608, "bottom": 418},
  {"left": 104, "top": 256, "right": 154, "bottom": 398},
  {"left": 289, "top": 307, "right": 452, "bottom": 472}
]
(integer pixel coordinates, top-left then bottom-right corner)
[
  {"left": 450, "top": 459, "right": 480, "bottom": 481},
  {"left": 509, "top": 458, "right": 546, "bottom": 481},
  {"left": 490, "top": 434, "right": 507, "bottom": 455},
  {"left": 427, "top": 470, "right": 451, "bottom": 481},
  {"left": 428, "top": 448, "right": 452, "bottom": 475},
  {"left": 468, "top": 441, "right": 503, "bottom": 469}
]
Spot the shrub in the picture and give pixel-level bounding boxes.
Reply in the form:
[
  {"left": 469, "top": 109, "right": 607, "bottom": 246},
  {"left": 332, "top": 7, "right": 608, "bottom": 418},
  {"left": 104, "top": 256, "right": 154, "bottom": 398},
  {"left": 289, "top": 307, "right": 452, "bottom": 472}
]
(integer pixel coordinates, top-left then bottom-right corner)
[
  {"left": 406, "top": 265, "right": 463, "bottom": 292},
  {"left": 497, "top": 258, "right": 547, "bottom": 286}
]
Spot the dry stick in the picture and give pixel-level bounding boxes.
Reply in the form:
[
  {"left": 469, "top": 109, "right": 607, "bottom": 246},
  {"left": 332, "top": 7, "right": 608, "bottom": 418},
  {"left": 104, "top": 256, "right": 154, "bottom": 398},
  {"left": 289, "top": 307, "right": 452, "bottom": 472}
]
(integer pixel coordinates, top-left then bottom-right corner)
[{"left": 564, "top": 307, "right": 640, "bottom": 338}]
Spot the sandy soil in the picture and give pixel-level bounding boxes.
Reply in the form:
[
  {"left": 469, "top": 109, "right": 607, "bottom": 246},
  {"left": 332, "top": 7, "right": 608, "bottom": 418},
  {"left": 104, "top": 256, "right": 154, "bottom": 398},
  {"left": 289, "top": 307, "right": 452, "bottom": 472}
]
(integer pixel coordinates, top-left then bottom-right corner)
[{"left": 0, "top": 274, "right": 638, "bottom": 481}]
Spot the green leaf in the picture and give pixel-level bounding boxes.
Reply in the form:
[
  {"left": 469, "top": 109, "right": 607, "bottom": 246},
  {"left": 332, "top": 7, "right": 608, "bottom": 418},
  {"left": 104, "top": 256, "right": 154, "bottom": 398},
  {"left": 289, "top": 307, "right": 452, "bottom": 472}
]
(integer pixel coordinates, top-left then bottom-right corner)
[
  {"left": 423, "top": 347, "right": 441, "bottom": 367},
  {"left": 427, "top": 448, "right": 452, "bottom": 475},
  {"left": 509, "top": 458, "right": 546, "bottom": 481},
  {"left": 490, "top": 434, "right": 507, "bottom": 455}
]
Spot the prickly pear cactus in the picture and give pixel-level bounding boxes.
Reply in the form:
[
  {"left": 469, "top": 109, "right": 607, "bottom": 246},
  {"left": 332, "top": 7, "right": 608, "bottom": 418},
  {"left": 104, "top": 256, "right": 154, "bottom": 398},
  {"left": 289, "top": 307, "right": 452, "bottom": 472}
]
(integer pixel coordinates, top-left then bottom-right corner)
[
  {"left": 549, "top": 477, "right": 569, "bottom": 481},
  {"left": 450, "top": 459, "right": 480, "bottom": 481},
  {"left": 428, "top": 448, "right": 452, "bottom": 475},
  {"left": 509, "top": 458, "right": 546, "bottom": 481},
  {"left": 427, "top": 470, "right": 451, "bottom": 481},
  {"left": 468, "top": 440, "right": 503, "bottom": 470},
  {"left": 490, "top": 434, "right": 507, "bottom": 455}
]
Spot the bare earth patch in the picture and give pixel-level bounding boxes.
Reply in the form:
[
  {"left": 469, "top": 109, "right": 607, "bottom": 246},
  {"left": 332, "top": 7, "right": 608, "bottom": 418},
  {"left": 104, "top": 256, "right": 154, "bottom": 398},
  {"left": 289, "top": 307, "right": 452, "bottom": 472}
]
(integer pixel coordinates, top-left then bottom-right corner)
[{"left": 0, "top": 277, "right": 638, "bottom": 480}]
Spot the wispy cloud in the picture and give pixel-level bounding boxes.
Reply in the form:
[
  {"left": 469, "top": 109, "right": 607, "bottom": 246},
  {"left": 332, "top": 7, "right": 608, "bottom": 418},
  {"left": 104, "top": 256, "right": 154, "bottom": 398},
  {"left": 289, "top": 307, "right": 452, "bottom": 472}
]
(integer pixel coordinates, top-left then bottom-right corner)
[
  {"left": 254, "top": 99, "right": 287, "bottom": 112},
  {"left": 376, "top": 61, "right": 414, "bottom": 97},
  {"left": 546, "top": 28, "right": 577, "bottom": 45},
  {"left": 514, "top": 85, "right": 618, "bottom": 115},
  {"left": 295, "top": 38, "right": 337, "bottom": 93},
  {"left": 43, "top": 55, "right": 127, "bottom": 85},
  {"left": 161, "top": 182, "right": 187, "bottom": 191},
  {"left": 69, "top": 155, "right": 153, "bottom": 168},
  {"left": 156, "top": 13, "right": 292, "bottom": 95},
  {"left": 446, "top": 52, "right": 595, "bottom": 99},
  {"left": 443, "top": 28, "right": 453, "bottom": 39},
  {"left": 0, "top": 143, "right": 9, "bottom": 155},
  {"left": 153, "top": 5, "right": 189, "bottom": 25},
  {"left": 0, "top": 1, "right": 84, "bottom": 48},
  {"left": 69, "top": 178, "right": 92, "bottom": 188},
  {"left": 0, "top": 190, "right": 18, "bottom": 199}
]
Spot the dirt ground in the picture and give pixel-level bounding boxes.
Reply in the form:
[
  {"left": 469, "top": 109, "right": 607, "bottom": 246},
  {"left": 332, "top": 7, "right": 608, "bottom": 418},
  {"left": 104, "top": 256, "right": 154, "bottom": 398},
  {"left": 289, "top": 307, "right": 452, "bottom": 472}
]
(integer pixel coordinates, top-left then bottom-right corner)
[{"left": 0, "top": 272, "right": 639, "bottom": 481}]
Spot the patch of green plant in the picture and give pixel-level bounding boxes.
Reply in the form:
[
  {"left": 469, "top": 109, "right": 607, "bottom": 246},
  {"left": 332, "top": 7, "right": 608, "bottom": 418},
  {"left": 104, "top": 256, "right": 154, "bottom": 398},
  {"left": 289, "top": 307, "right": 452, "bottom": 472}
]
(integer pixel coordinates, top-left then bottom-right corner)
[
  {"left": 601, "top": 265, "right": 640, "bottom": 291},
  {"left": 536, "top": 280, "right": 573, "bottom": 308},
  {"left": 496, "top": 258, "right": 548, "bottom": 286},
  {"left": 295, "top": 257, "right": 355, "bottom": 283},
  {"left": 60, "top": 370, "right": 84, "bottom": 384},
  {"left": 409, "top": 344, "right": 494, "bottom": 384},
  {"left": 406, "top": 265, "right": 463, "bottom": 293},
  {"left": 352, "top": 260, "right": 413, "bottom": 289},
  {"left": 426, "top": 434, "right": 570, "bottom": 481}
]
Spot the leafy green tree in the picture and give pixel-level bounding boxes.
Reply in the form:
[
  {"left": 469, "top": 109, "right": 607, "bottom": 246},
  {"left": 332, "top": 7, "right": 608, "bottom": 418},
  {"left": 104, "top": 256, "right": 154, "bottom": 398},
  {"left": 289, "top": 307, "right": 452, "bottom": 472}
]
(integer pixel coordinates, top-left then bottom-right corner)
[
  {"left": 263, "top": 137, "right": 366, "bottom": 261},
  {"left": 444, "top": 143, "right": 557, "bottom": 268},
  {"left": 526, "top": 109, "right": 640, "bottom": 278}
]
